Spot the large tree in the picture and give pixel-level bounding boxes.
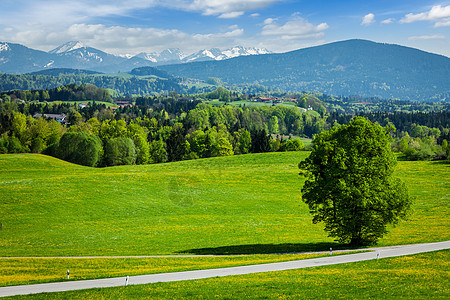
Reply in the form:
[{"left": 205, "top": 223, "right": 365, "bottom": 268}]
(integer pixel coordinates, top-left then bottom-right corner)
[
  {"left": 57, "top": 132, "right": 103, "bottom": 167},
  {"left": 299, "top": 117, "right": 411, "bottom": 246}
]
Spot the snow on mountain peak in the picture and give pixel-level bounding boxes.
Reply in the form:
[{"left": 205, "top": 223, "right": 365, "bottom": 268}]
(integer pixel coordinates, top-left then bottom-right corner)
[
  {"left": 49, "top": 41, "right": 85, "bottom": 54},
  {"left": 221, "top": 46, "right": 271, "bottom": 59},
  {"left": 0, "top": 42, "right": 10, "bottom": 52},
  {"left": 183, "top": 46, "right": 271, "bottom": 62}
]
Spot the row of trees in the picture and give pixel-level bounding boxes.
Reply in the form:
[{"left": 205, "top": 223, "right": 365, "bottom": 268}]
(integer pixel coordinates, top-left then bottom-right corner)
[
  {"left": 328, "top": 111, "right": 450, "bottom": 161},
  {"left": 2, "top": 84, "right": 112, "bottom": 103},
  {"left": 0, "top": 73, "right": 190, "bottom": 97},
  {"left": 0, "top": 106, "right": 307, "bottom": 167},
  {"left": 1, "top": 86, "right": 449, "bottom": 164}
]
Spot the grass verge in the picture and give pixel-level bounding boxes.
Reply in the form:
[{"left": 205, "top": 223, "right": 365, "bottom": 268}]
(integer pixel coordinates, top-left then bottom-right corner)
[
  {"left": 5, "top": 250, "right": 448, "bottom": 299},
  {"left": 0, "top": 253, "right": 342, "bottom": 287}
]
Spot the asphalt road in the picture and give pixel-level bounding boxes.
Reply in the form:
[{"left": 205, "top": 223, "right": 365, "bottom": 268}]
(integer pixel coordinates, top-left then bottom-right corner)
[{"left": 1, "top": 241, "right": 449, "bottom": 298}]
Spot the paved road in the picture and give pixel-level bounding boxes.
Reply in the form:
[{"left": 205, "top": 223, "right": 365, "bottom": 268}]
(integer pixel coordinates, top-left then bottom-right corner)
[{"left": 1, "top": 241, "right": 449, "bottom": 298}]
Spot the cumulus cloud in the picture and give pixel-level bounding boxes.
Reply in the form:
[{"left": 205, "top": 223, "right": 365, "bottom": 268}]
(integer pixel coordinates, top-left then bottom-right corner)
[
  {"left": 263, "top": 18, "right": 278, "bottom": 25},
  {"left": 0, "top": 0, "right": 280, "bottom": 54},
  {"left": 1, "top": 0, "right": 280, "bottom": 28},
  {"left": 218, "top": 11, "right": 245, "bottom": 19},
  {"left": 381, "top": 18, "right": 394, "bottom": 24},
  {"left": 400, "top": 5, "right": 450, "bottom": 26},
  {"left": 6, "top": 23, "right": 246, "bottom": 55},
  {"left": 261, "top": 16, "right": 328, "bottom": 40},
  {"left": 183, "top": 0, "right": 281, "bottom": 16},
  {"left": 435, "top": 19, "right": 450, "bottom": 27},
  {"left": 361, "top": 13, "right": 375, "bottom": 26},
  {"left": 408, "top": 34, "right": 446, "bottom": 41}
]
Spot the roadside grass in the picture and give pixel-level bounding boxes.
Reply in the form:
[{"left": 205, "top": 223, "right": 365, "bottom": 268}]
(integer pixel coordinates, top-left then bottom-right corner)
[
  {"left": 6, "top": 250, "right": 449, "bottom": 299},
  {"left": 1, "top": 252, "right": 356, "bottom": 287},
  {"left": 0, "top": 152, "right": 448, "bottom": 258}
]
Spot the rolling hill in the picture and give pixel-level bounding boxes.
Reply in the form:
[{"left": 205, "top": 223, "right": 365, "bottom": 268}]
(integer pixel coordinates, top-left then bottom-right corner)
[{"left": 0, "top": 152, "right": 448, "bottom": 256}]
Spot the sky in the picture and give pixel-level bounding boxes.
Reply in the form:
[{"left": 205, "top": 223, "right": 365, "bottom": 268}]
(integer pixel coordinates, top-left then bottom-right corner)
[{"left": 0, "top": 0, "right": 449, "bottom": 57}]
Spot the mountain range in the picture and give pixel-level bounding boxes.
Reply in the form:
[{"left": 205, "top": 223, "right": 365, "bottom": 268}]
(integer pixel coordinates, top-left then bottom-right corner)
[
  {"left": 0, "top": 41, "right": 270, "bottom": 74},
  {"left": 158, "top": 39, "right": 450, "bottom": 102},
  {"left": 0, "top": 39, "right": 449, "bottom": 101}
]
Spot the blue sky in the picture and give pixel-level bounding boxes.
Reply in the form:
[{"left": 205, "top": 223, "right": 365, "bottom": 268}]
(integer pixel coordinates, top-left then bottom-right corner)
[{"left": 0, "top": 0, "right": 449, "bottom": 57}]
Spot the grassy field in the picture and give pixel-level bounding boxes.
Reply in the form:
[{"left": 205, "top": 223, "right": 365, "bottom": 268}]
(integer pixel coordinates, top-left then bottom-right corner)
[
  {"left": 6, "top": 250, "right": 449, "bottom": 299},
  {"left": 0, "top": 152, "right": 448, "bottom": 258}
]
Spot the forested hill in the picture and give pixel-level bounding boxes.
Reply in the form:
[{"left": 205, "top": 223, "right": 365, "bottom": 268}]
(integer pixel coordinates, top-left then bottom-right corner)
[
  {"left": 0, "top": 73, "right": 187, "bottom": 96},
  {"left": 158, "top": 39, "right": 450, "bottom": 102}
]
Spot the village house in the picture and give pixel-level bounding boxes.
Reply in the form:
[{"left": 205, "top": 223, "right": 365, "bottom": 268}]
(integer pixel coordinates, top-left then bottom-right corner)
[{"left": 32, "top": 113, "right": 67, "bottom": 124}]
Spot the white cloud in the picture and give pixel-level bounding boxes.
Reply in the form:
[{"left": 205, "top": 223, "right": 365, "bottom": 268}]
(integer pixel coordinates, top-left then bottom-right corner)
[
  {"left": 263, "top": 18, "right": 277, "bottom": 25},
  {"left": 1, "top": 0, "right": 280, "bottom": 28},
  {"left": 0, "top": 0, "right": 157, "bottom": 31},
  {"left": 218, "top": 11, "right": 244, "bottom": 19},
  {"left": 261, "top": 16, "right": 328, "bottom": 40},
  {"left": 5, "top": 23, "right": 246, "bottom": 55},
  {"left": 400, "top": 5, "right": 450, "bottom": 26},
  {"left": 381, "top": 18, "right": 394, "bottom": 24},
  {"left": 361, "top": 13, "right": 375, "bottom": 26},
  {"left": 408, "top": 34, "right": 446, "bottom": 41},
  {"left": 183, "top": 0, "right": 282, "bottom": 16},
  {"left": 435, "top": 19, "right": 450, "bottom": 27},
  {"left": 250, "top": 13, "right": 260, "bottom": 17}
]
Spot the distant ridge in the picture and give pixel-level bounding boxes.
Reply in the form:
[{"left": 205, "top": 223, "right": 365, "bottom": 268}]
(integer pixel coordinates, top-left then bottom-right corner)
[
  {"left": 1, "top": 39, "right": 449, "bottom": 101},
  {"left": 0, "top": 41, "right": 273, "bottom": 74},
  {"left": 26, "top": 68, "right": 102, "bottom": 76},
  {"left": 158, "top": 39, "right": 450, "bottom": 102}
]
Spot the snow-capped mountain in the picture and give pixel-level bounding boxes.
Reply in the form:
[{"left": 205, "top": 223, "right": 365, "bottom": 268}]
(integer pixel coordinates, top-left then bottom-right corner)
[
  {"left": 0, "top": 41, "right": 57, "bottom": 73},
  {"left": 184, "top": 46, "right": 271, "bottom": 62},
  {"left": 135, "top": 46, "right": 271, "bottom": 64},
  {"left": 0, "top": 41, "right": 272, "bottom": 74},
  {"left": 221, "top": 46, "right": 271, "bottom": 59},
  {"left": 135, "top": 48, "right": 186, "bottom": 64},
  {"left": 184, "top": 48, "right": 224, "bottom": 62},
  {"left": 48, "top": 41, "right": 85, "bottom": 54},
  {"left": 49, "top": 42, "right": 125, "bottom": 66},
  {"left": 0, "top": 42, "right": 11, "bottom": 53}
]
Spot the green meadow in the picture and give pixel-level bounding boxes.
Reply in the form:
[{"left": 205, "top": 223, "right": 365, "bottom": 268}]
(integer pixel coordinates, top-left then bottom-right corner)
[
  {"left": 0, "top": 152, "right": 449, "bottom": 296},
  {"left": 0, "top": 152, "right": 448, "bottom": 258}
]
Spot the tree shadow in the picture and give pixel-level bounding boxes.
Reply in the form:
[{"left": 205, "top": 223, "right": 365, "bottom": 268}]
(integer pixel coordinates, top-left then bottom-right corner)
[
  {"left": 430, "top": 160, "right": 450, "bottom": 166},
  {"left": 177, "top": 242, "right": 360, "bottom": 255}
]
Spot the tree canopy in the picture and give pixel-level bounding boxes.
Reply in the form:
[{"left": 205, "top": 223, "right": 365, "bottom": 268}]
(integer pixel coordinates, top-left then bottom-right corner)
[{"left": 299, "top": 117, "right": 411, "bottom": 245}]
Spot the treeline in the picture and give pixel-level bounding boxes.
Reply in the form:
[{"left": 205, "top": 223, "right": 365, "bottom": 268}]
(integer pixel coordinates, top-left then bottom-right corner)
[
  {"left": 1, "top": 84, "right": 112, "bottom": 102},
  {"left": 0, "top": 100, "right": 314, "bottom": 167},
  {"left": 1, "top": 89, "right": 449, "bottom": 164},
  {"left": 0, "top": 73, "right": 189, "bottom": 96},
  {"left": 315, "top": 92, "right": 450, "bottom": 114},
  {"left": 329, "top": 111, "right": 450, "bottom": 161}
]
